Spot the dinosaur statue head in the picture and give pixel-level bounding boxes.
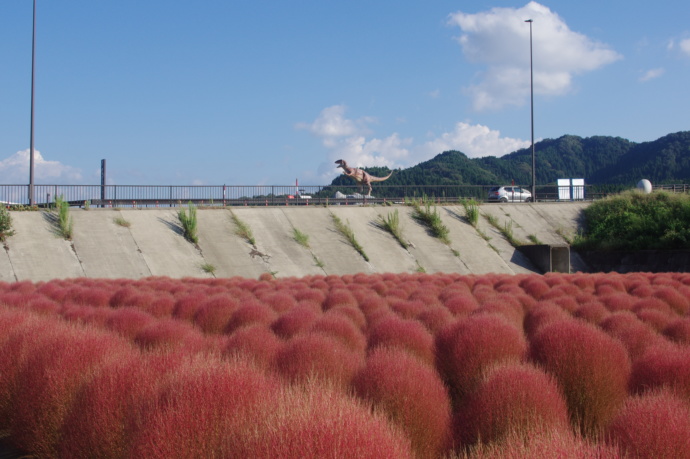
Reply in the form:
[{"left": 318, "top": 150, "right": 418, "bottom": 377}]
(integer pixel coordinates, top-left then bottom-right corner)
[{"left": 335, "top": 159, "right": 348, "bottom": 169}]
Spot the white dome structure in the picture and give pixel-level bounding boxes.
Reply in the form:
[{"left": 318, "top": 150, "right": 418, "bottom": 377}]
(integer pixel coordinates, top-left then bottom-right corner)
[{"left": 637, "top": 179, "right": 653, "bottom": 194}]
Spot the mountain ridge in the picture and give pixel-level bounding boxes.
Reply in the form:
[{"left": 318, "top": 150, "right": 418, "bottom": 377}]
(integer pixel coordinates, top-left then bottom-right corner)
[{"left": 328, "top": 131, "right": 690, "bottom": 188}]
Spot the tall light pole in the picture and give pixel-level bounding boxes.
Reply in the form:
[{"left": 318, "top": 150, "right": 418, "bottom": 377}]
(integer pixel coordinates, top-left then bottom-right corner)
[
  {"left": 525, "top": 19, "right": 535, "bottom": 201},
  {"left": 29, "top": 0, "right": 37, "bottom": 206}
]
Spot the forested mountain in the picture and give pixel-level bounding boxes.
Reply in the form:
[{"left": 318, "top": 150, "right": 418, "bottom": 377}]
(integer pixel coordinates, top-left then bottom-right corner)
[{"left": 328, "top": 131, "right": 690, "bottom": 188}]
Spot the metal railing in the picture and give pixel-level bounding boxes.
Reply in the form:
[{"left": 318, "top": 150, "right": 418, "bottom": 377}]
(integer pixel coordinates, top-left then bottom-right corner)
[{"left": 0, "top": 183, "right": 685, "bottom": 208}]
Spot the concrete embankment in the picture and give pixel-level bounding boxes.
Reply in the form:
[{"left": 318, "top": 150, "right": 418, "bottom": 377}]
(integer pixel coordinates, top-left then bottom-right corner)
[{"left": 0, "top": 202, "right": 590, "bottom": 282}]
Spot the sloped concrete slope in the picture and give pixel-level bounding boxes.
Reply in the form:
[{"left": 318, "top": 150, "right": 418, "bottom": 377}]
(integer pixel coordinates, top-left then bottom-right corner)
[{"left": 2, "top": 202, "right": 588, "bottom": 282}]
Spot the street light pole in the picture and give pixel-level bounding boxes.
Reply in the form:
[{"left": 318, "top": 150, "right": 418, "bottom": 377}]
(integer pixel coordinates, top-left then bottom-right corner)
[
  {"left": 525, "top": 19, "right": 535, "bottom": 201},
  {"left": 29, "top": 0, "right": 37, "bottom": 206}
]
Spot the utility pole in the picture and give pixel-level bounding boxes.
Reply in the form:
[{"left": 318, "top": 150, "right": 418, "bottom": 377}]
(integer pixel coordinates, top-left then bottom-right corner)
[
  {"left": 29, "top": 0, "right": 37, "bottom": 206},
  {"left": 525, "top": 19, "right": 535, "bottom": 201}
]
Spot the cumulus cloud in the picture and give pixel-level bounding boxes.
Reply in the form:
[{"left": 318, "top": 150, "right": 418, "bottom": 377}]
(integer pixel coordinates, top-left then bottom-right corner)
[
  {"left": 0, "top": 149, "right": 83, "bottom": 184},
  {"left": 639, "top": 68, "right": 665, "bottom": 82},
  {"left": 669, "top": 37, "right": 690, "bottom": 57},
  {"left": 418, "top": 122, "right": 530, "bottom": 159},
  {"left": 448, "top": 1, "right": 622, "bottom": 111},
  {"left": 299, "top": 106, "right": 529, "bottom": 182},
  {"left": 298, "top": 105, "right": 411, "bottom": 181},
  {"left": 295, "top": 105, "right": 374, "bottom": 147}
]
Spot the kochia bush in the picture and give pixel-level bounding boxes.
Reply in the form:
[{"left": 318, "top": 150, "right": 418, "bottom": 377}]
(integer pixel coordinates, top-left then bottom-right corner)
[
  {"left": 529, "top": 319, "right": 631, "bottom": 436},
  {"left": 354, "top": 347, "right": 452, "bottom": 457},
  {"left": 367, "top": 315, "right": 435, "bottom": 366},
  {"left": 455, "top": 362, "right": 570, "bottom": 447},
  {"left": 606, "top": 389, "right": 690, "bottom": 458},
  {"left": 435, "top": 314, "right": 527, "bottom": 404}
]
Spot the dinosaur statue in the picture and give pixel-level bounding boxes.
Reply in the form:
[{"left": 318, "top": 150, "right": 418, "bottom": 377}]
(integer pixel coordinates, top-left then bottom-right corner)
[{"left": 335, "top": 159, "right": 393, "bottom": 196}]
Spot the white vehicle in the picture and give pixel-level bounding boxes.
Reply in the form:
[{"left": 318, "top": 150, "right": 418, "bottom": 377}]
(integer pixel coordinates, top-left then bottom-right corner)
[{"left": 488, "top": 186, "right": 532, "bottom": 203}]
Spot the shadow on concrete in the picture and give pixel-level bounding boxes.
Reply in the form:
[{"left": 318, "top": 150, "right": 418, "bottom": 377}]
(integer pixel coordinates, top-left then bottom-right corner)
[
  {"left": 41, "top": 210, "right": 66, "bottom": 238},
  {"left": 157, "top": 216, "right": 184, "bottom": 237}
]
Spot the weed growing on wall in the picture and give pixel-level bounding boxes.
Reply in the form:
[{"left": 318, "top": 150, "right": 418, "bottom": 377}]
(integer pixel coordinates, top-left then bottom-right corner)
[
  {"left": 0, "top": 207, "right": 15, "bottom": 241},
  {"left": 485, "top": 214, "right": 522, "bottom": 246},
  {"left": 54, "top": 195, "right": 74, "bottom": 240},
  {"left": 177, "top": 202, "right": 198, "bottom": 244},
  {"left": 331, "top": 213, "right": 369, "bottom": 262},
  {"left": 230, "top": 211, "right": 256, "bottom": 246},
  {"left": 200, "top": 263, "right": 216, "bottom": 275},
  {"left": 376, "top": 209, "right": 408, "bottom": 249},
  {"left": 113, "top": 216, "right": 131, "bottom": 228},
  {"left": 461, "top": 199, "right": 480, "bottom": 227},
  {"left": 292, "top": 228, "right": 310, "bottom": 248},
  {"left": 411, "top": 198, "right": 450, "bottom": 244}
]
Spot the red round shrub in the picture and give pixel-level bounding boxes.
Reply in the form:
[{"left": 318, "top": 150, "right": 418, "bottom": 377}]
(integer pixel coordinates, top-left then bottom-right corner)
[
  {"left": 134, "top": 318, "right": 206, "bottom": 354},
  {"left": 636, "top": 308, "right": 673, "bottom": 332},
  {"left": 145, "top": 294, "right": 176, "bottom": 318},
  {"left": 599, "top": 311, "right": 662, "bottom": 361},
  {"left": 630, "top": 342, "right": 690, "bottom": 399},
  {"left": 260, "top": 291, "right": 298, "bottom": 313},
  {"left": 529, "top": 319, "right": 631, "bottom": 436},
  {"left": 467, "top": 429, "right": 622, "bottom": 458},
  {"left": 10, "top": 325, "right": 133, "bottom": 457},
  {"left": 573, "top": 301, "right": 609, "bottom": 325},
  {"left": 354, "top": 347, "right": 452, "bottom": 458},
  {"left": 389, "top": 299, "right": 426, "bottom": 319},
  {"left": 600, "top": 293, "right": 636, "bottom": 312},
  {"left": 193, "top": 294, "right": 239, "bottom": 334},
  {"left": 477, "top": 293, "right": 525, "bottom": 329},
  {"left": 309, "top": 313, "right": 367, "bottom": 353},
  {"left": 224, "top": 300, "right": 278, "bottom": 334},
  {"left": 328, "top": 305, "right": 366, "bottom": 330},
  {"left": 441, "top": 294, "right": 479, "bottom": 317},
  {"left": 172, "top": 292, "right": 206, "bottom": 322},
  {"left": 519, "top": 277, "right": 551, "bottom": 300},
  {"left": 104, "top": 307, "right": 156, "bottom": 339},
  {"left": 455, "top": 362, "right": 570, "bottom": 446},
  {"left": 274, "top": 332, "right": 364, "bottom": 389},
  {"left": 323, "top": 288, "right": 358, "bottom": 310},
  {"left": 223, "top": 325, "right": 284, "bottom": 369},
  {"left": 293, "top": 287, "right": 326, "bottom": 307},
  {"left": 435, "top": 314, "right": 527, "bottom": 403},
  {"left": 63, "top": 286, "right": 112, "bottom": 308},
  {"left": 129, "top": 355, "right": 281, "bottom": 458},
  {"left": 416, "top": 306, "right": 454, "bottom": 334},
  {"left": 271, "top": 305, "right": 320, "bottom": 339},
  {"left": 523, "top": 301, "right": 570, "bottom": 338},
  {"left": 367, "top": 315, "right": 435, "bottom": 366},
  {"left": 226, "top": 380, "right": 414, "bottom": 458},
  {"left": 653, "top": 285, "right": 690, "bottom": 315},
  {"left": 59, "top": 350, "right": 168, "bottom": 458},
  {"left": 606, "top": 389, "right": 690, "bottom": 458},
  {"left": 663, "top": 317, "right": 690, "bottom": 345}
]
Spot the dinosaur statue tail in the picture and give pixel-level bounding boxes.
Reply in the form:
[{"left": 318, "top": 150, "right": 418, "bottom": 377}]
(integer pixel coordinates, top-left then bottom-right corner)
[{"left": 370, "top": 171, "right": 393, "bottom": 182}]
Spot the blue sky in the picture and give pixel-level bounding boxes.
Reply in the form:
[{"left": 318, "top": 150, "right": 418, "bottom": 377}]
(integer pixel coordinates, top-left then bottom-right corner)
[{"left": 1, "top": 1, "right": 688, "bottom": 186}]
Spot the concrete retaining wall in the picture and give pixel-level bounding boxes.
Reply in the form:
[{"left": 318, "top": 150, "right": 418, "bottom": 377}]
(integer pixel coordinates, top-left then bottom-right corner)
[{"left": 1, "top": 202, "right": 591, "bottom": 282}]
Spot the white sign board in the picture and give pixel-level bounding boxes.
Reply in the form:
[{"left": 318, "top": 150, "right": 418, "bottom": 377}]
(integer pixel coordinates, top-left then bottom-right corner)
[{"left": 558, "top": 178, "right": 585, "bottom": 201}]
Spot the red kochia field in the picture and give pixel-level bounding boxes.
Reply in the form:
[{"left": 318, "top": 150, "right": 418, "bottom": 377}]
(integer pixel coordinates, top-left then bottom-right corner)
[{"left": 2, "top": 271, "right": 690, "bottom": 458}]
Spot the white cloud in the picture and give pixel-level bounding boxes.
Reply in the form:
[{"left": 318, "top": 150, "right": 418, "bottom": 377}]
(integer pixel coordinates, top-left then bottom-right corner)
[
  {"left": 418, "top": 122, "right": 531, "bottom": 159},
  {"left": 300, "top": 107, "right": 529, "bottom": 182},
  {"left": 448, "top": 1, "right": 622, "bottom": 111},
  {"left": 0, "top": 149, "right": 83, "bottom": 184},
  {"left": 679, "top": 38, "right": 690, "bottom": 57},
  {"left": 639, "top": 68, "right": 665, "bottom": 82},
  {"left": 295, "top": 105, "right": 373, "bottom": 145}
]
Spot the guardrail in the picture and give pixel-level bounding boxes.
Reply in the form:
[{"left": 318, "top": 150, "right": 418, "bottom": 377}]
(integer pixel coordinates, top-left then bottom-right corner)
[{"left": 0, "top": 183, "right": 685, "bottom": 208}]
